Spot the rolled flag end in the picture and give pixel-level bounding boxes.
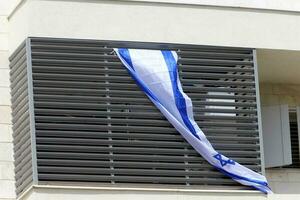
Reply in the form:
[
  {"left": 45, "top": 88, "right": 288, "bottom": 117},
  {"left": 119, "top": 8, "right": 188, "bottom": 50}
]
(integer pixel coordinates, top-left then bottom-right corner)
[{"left": 251, "top": 183, "right": 273, "bottom": 194}]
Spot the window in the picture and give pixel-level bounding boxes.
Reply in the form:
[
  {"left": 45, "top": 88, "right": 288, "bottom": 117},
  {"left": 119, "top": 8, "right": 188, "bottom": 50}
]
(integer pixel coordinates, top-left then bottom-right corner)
[{"left": 10, "top": 37, "right": 262, "bottom": 196}]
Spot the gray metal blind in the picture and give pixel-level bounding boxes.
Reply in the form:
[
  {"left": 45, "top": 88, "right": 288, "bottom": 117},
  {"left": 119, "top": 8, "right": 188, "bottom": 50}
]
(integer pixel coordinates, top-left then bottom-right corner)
[
  {"left": 285, "top": 110, "right": 300, "bottom": 168},
  {"left": 10, "top": 41, "right": 35, "bottom": 195},
  {"left": 289, "top": 121, "right": 300, "bottom": 167},
  {"left": 11, "top": 37, "right": 262, "bottom": 196}
]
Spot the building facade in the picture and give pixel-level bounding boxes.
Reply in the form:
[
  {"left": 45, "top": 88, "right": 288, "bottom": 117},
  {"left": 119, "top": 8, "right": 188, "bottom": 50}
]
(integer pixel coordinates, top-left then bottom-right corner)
[{"left": 1, "top": 0, "right": 300, "bottom": 199}]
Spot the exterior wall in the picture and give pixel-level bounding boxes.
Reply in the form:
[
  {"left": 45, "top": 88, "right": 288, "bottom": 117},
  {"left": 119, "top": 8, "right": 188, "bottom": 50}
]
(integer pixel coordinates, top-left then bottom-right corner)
[
  {"left": 260, "top": 83, "right": 300, "bottom": 194},
  {"left": 266, "top": 169, "right": 300, "bottom": 194},
  {"left": 260, "top": 83, "right": 300, "bottom": 107},
  {"left": 18, "top": 186, "right": 300, "bottom": 200},
  {"left": 7, "top": 0, "right": 300, "bottom": 53},
  {"left": 5, "top": 0, "right": 300, "bottom": 199},
  {"left": 0, "top": 1, "right": 19, "bottom": 199}
]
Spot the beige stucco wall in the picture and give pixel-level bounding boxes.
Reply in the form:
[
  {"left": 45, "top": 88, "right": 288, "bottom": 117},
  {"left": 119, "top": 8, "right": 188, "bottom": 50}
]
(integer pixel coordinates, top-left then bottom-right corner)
[
  {"left": 260, "top": 83, "right": 300, "bottom": 107},
  {"left": 260, "top": 83, "right": 300, "bottom": 194},
  {"left": 266, "top": 169, "right": 300, "bottom": 194},
  {"left": 0, "top": 0, "right": 20, "bottom": 199},
  {"left": 7, "top": 0, "right": 300, "bottom": 53},
  {"left": 18, "top": 186, "right": 300, "bottom": 200},
  {"left": 4, "top": 0, "right": 300, "bottom": 199}
]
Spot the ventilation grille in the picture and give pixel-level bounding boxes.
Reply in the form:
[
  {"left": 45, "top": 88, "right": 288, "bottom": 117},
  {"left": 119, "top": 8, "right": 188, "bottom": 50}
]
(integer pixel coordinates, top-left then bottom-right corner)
[
  {"left": 11, "top": 37, "right": 262, "bottom": 194},
  {"left": 287, "top": 111, "right": 300, "bottom": 168},
  {"left": 10, "top": 41, "right": 34, "bottom": 195}
]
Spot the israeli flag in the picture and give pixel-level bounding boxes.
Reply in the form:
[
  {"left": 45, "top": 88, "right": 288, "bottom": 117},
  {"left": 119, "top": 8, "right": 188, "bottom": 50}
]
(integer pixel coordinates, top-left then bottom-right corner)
[{"left": 115, "top": 48, "right": 271, "bottom": 194}]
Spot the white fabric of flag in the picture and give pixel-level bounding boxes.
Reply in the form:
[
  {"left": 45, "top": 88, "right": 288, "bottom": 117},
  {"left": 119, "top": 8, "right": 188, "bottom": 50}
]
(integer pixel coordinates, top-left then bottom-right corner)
[{"left": 114, "top": 48, "right": 271, "bottom": 194}]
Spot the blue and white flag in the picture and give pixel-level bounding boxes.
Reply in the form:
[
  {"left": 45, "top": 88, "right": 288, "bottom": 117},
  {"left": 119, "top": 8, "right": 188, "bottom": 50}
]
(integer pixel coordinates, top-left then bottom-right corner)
[{"left": 115, "top": 48, "right": 271, "bottom": 194}]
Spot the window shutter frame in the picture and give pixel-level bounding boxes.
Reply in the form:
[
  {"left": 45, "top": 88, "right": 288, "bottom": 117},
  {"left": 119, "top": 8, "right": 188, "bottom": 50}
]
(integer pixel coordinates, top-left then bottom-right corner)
[{"left": 10, "top": 37, "right": 263, "bottom": 196}]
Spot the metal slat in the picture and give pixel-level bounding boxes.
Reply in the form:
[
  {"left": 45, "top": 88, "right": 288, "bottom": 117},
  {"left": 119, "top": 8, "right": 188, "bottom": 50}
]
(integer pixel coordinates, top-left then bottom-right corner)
[
  {"left": 9, "top": 48, "right": 26, "bottom": 68},
  {"left": 179, "top": 58, "right": 253, "bottom": 66},
  {"left": 9, "top": 41, "right": 26, "bottom": 62},
  {"left": 14, "top": 139, "right": 31, "bottom": 158},
  {"left": 10, "top": 41, "right": 34, "bottom": 197},
  {"left": 15, "top": 165, "right": 33, "bottom": 183},
  {"left": 11, "top": 75, "right": 28, "bottom": 95},
  {"left": 34, "top": 108, "right": 257, "bottom": 122},
  {"left": 33, "top": 71, "right": 254, "bottom": 81},
  {"left": 13, "top": 131, "right": 31, "bottom": 151},
  {"left": 33, "top": 64, "right": 254, "bottom": 74},
  {"left": 36, "top": 145, "right": 259, "bottom": 158},
  {"left": 13, "top": 118, "right": 30, "bottom": 138},
  {"left": 33, "top": 66, "right": 127, "bottom": 75},
  {"left": 34, "top": 87, "right": 256, "bottom": 101},
  {"left": 11, "top": 81, "right": 28, "bottom": 101},
  {"left": 35, "top": 116, "right": 257, "bottom": 128},
  {"left": 37, "top": 159, "right": 202, "bottom": 169},
  {"left": 30, "top": 37, "right": 252, "bottom": 53},
  {"left": 33, "top": 79, "right": 255, "bottom": 89},
  {"left": 11, "top": 90, "right": 28, "bottom": 112},
  {"left": 12, "top": 110, "right": 29, "bottom": 130},
  {"left": 14, "top": 125, "right": 30, "bottom": 142},
  {"left": 37, "top": 159, "right": 259, "bottom": 171},
  {"left": 35, "top": 130, "right": 258, "bottom": 143},
  {"left": 37, "top": 152, "right": 260, "bottom": 164},
  {"left": 31, "top": 51, "right": 117, "bottom": 61},
  {"left": 178, "top": 51, "right": 252, "bottom": 59},
  {"left": 15, "top": 153, "right": 32, "bottom": 172},
  {"left": 16, "top": 176, "right": 33, "bottom": 195},
  {"left": 36, "top": 137, "right": 258, "bottom": 150},
  {"left": 35, "top": 122, "right": 177, "bottom": 133},
  {"left": 35, "top": 103, "right": 256, "bottom": 116},
  {"left": 31, "top": 50, "right": 253, "bottom": 61},
  {"left": 10, "top": 65, "right": 27, "bottom": 90},
  {"left": 33, "top": 94, "right": 256, "bottom": 107},
  {"left": 32, "top": 83, "right": 255, "bottom": 94},
  {"left": 38, "top": 173, "right": 237, "bottom": 185},
  {"left": 10, "top": 56, "right": 27, "bottom": 80},
  {"left": 35, "top": 123, "right": 258, "bottom": 135},
  {"left": 181, "top": 72, "right": 253, "bottom": 80},
  {"left": 181, "top": 65, "right": 253, "bottom": 73},
  {"left": 38, "top": 166, "right": 224, "bottom": 177}
]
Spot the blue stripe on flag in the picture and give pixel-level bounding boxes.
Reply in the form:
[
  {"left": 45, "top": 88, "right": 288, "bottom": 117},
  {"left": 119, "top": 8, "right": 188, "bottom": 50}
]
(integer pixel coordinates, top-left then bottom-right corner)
[
  {"left": 161, "top": 50, "right": 199, "bottom": 140},
  {"left": 215, "top": 166, "right": 268, "bottom": 186},
  {"left": 117, "top": 48, "right": 135, "bottom": 71}
]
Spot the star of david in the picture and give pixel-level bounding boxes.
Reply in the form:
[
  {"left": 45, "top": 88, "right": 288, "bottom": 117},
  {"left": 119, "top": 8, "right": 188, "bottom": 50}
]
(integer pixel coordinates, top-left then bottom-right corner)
[{"left": 213, "top": 153, "right": 235, "bottom": 167}]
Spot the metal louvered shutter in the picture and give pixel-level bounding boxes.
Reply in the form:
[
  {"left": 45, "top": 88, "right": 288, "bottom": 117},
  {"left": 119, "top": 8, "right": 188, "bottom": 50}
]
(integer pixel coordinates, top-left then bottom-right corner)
[
  {"left": 10, "top": 41, "right": 36, "bottom": 195},
  {"left": 286, "top": 109, "right": 300, "bottom": 168},
  {"left": 11, "top": 37, "right": 262, "bottom": 196}
]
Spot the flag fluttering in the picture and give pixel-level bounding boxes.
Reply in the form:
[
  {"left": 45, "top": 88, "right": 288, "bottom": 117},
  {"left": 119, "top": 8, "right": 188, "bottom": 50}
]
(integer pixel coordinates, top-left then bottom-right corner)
[{"left": 115, "top": 48, "right": 271, "bottom": 194}]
